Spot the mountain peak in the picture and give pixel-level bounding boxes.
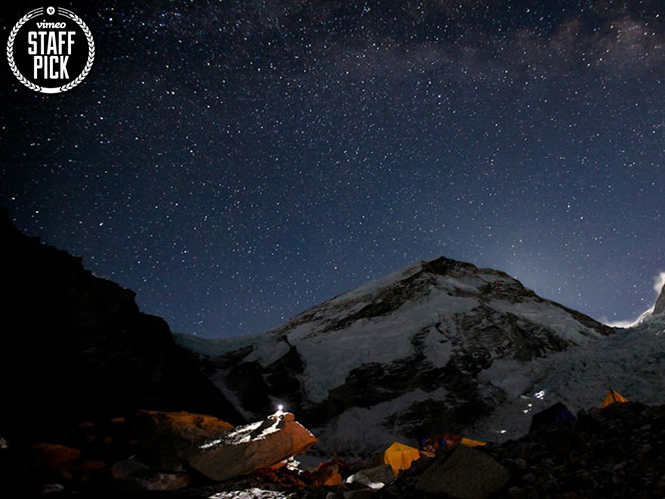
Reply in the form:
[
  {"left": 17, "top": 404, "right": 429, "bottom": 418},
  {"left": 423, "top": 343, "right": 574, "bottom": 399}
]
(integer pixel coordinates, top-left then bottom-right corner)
[{"left": 190, "top": 255, "right": 616, "bottom": 450}]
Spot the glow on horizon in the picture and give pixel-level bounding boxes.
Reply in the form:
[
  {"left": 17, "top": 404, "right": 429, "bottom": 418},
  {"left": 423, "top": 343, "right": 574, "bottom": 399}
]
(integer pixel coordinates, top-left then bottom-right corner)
[{"left": 653, "top": 272, "right": 665, "bottom": 294}]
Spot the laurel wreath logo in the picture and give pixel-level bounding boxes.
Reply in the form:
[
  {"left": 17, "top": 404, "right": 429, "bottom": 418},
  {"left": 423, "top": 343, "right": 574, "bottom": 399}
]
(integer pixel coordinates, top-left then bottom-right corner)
[{"left": 6, "top": 7, "right": 95, "bottom": 94}]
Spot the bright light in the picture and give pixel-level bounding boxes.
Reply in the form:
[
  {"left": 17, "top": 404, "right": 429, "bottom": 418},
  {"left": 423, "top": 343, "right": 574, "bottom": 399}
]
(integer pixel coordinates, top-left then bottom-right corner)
[
  {"left": 535, "top": 390, "right": 546, "bottom": 399},
  {"left": 277, "top": 404, "right": 284, "bottom": 412}
]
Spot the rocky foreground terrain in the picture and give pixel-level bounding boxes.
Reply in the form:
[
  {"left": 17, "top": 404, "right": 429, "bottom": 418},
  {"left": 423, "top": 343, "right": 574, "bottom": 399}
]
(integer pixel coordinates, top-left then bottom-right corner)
[
  {"left": 3, "top": 399, "right": 665, "bottom": 498},
  {"left": 387, "top": 400, "right": 665, "bottom": 499}
]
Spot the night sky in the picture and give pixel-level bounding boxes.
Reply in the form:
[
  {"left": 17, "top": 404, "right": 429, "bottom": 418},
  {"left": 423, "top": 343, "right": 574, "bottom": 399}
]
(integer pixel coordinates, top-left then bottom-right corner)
[{"left": 2, "top": 0, "right": 664, "bottom": 338}]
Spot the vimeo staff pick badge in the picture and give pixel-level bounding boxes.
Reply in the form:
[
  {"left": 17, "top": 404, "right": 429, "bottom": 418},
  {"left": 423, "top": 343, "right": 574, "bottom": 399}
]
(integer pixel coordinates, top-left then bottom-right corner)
[{"left": 7, "top": 7, "right": 95, "bottom": 93}]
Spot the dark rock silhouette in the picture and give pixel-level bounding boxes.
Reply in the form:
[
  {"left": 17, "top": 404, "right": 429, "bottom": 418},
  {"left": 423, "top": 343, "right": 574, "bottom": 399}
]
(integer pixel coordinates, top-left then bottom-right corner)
[{"left": 0, "top": 207, "right": 244, "bottom": 446}]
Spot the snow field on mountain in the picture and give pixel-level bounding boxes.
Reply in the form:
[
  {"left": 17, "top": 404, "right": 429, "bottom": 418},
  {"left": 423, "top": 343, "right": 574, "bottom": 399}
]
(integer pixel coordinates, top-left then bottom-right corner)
[
  {"left": 324, "top": 263, "right": 423, "bottom": 305},
  {"left": 289, "top": 291, "right": 478, "bottom": 403},
  {"left": 489, "top": 299, "right": 605, "bottom": 343}
]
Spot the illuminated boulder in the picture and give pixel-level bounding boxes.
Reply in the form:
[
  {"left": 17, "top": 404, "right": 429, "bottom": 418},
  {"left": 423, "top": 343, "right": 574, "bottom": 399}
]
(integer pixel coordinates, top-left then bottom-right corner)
[
  {"left": 134, "top": 410, "right": 234, "bottom": 470},
  {"left": 187, "top": 411, "right": 316, "bottom": 482}
]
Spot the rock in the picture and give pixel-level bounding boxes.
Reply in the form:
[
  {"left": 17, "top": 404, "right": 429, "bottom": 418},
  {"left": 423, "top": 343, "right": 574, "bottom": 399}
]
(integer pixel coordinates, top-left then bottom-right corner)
[
  {"left": 417, "top": 446, "right": 510, "bottom": 499},
  {"left": 343, "top": 490, "right": 378, "bottom": 499},
  {"left": 111, "top": 455, "right": 151, "bottom": 479},
  {"left": 71, "top": 459, "right": 108, "bottom": 487},
  {"left": 30, "top": 443, "right": 82, "bottom": 474},
  {"left": 187, "top": 411, "right": 317, "bottom": 482},
  {"left": 653, "top": 283, "right": 665, "bottom": 316},
  {"left": 141, "top": 471, "right": 192, "bottom": 491},
  {"left": 74, "top": 460, "right": 107, "bottom": 472},
  {"left": 346, "top": 464, "right": 394, "bottom": 489},
  {"left": 206, "top": 490, "right": 292, "bottom": 499},
  {"left": 0, "top": 209, "right": 244, "bottom": 450},
  {"left": 37, "top": 483, "right": 65, "bottom": 494},
  {"left": 313, "top": 463, "right": 343, "bottom": 486},
  {"left": 249, "top": 458, "right": 312, "bottom": 490},
  {"left": 135, "top": 410, "right": 233, "bottom": 469},
  {"left": 110, "top": 455, "right": 191, "bottom": 491}
]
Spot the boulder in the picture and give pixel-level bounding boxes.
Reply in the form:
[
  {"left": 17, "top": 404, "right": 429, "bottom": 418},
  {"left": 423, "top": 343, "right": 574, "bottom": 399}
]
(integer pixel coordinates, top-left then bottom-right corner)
[
  {"left": 135, "top": 410, "right": 233, "bottom": 469},
  {"left": 30, "top": 443, "right": 82, "bottom": 474},
  {"left": 16, "top": 443, "right": 82, "bottom": 493},
  {"left": 187, "top": 411, "right": 316, "bottom": 482},
  {"left": 346, "top": 464, "right": 394, "bottom": 489},
  {"left": 313, "top": 463, "right": 343, "bottom": 486},
  {"left": 417, "top": 446, "right": 510, "bottom": 499}
]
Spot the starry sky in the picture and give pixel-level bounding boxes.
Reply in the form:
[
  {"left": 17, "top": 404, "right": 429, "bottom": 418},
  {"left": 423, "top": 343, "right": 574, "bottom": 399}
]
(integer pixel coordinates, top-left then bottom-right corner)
[{"left": 2, "top": 0, "right": 664, "bottom": 338}]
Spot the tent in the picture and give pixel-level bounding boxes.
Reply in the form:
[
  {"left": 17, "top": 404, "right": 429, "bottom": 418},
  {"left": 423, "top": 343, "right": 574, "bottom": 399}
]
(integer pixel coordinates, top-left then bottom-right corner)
[
  {"left": 421, "top": 434, "right": 455, "bottom": 452},
  {"left": 382, "top": 442, "right": 421, "bottom": 475},
  {"left": 601, "top": 389, "right": 628, "bottom": 408},
  {"left": 529, "top": 402, "right": 576, "bottom": 433},
  {"left": 460, "top": 437, "right": 486, "bottom": 447},
  {"left": 421, "top": 434, "right": 486, "bottom": 451}
]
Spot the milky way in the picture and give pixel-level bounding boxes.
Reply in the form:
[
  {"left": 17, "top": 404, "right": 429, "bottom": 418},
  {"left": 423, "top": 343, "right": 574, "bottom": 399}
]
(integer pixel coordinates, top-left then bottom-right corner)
[{"left": 2, "top": 0, "right": 664, "bottom": 337}]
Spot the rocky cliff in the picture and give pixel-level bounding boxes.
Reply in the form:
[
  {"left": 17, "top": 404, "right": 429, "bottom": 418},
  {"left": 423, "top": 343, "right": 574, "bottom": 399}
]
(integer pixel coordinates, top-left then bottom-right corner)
[{"left": 0, "top": 208, "right": 243, "bottom": 445}]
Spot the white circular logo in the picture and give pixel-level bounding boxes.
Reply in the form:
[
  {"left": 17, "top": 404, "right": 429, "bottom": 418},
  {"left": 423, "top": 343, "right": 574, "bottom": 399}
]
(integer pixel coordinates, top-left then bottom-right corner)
[{"left": 6, "top": 7, "right": 95, "bottom": 94}]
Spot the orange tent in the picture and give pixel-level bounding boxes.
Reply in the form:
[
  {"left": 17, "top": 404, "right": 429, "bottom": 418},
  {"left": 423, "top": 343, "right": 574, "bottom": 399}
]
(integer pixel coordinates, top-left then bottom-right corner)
[
  {"left": 382, "top": 442, "right": 420, "bottom": 475},
  {"left": 601, "top": 389, "right": 628, "bottom": 408},
  {"left": 460, "top": 437, "right": 486, "bottom": 447}
]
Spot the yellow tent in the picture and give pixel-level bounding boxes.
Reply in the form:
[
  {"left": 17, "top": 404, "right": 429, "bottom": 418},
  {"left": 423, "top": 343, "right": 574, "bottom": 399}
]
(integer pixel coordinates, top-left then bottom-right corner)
[
  {"left": 460, "top": 437, "right": 486, "bottom": 447},
  {"left": 383, "top": 442, "right": 420, "bottom": 475},
  {"left": 602, "top": 389, "right": 628, "bottom": 408}
]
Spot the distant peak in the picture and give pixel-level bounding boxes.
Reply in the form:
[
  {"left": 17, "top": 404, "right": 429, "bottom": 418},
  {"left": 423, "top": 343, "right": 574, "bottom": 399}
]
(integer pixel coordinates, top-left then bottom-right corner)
[{"left": 653, "top": 283, "right": 665, "bottom": 316}]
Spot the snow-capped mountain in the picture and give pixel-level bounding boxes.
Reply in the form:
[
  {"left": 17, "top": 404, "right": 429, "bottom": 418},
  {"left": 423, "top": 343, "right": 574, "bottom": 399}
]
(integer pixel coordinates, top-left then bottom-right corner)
[{"left": 177, "top": 257, "right": 623, "bottom": 451}]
